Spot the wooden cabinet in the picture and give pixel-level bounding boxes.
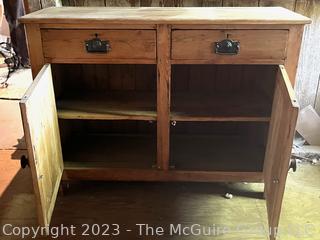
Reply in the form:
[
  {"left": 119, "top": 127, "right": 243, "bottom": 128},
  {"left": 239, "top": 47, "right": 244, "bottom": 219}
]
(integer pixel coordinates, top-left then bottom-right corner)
[{"left": 20, "top": 7, "right": 310, "bottom": 239}]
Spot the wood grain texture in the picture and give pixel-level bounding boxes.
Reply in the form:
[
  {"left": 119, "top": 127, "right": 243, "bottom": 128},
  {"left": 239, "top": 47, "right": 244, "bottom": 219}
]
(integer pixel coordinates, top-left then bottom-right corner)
[
  {"left": 223, "top": 0, "right": 258, "bottom": 6},
  {"left": 26, "top": 0, "right": 58, "bottom": 13},
  {"left": 259, "top": 0, "right": 296, "bottom": 10},
  {"left": 170, "top": 88, "right": 274, "bottom": 122},
  {"left": 24, "top": 0, "right": 32, "bottom": 14},
  {"left": 62, "top": 0, "right": 105, "bottom": 6},
  {"left": 63, "top": 167, "right": 263, "bottom": 182},
  {"left": 25, "top": 24, "right": 44, "bottom": 78},
  {"left": 39, "top": 23, "right": 156, "bottom": 29},
  {"left": 157, "top": 24, "right": 171, "bottom": 171},
  {"left": 106, "top": 0, "right": 140, "bottom": 6},
  {"left": 172, "top": 30, "right": 288, "bottom": 62},
  {"left": 41, "top": 29, "right": 156, "bottom": 62},
  {"left": 51, "top": 63, "right": 157, "bottom": 101},
  {"left": 199, "top": 0, "right": 222, "bottom": 6},
  {"left": 263, "top": 65, "right": 299, "bottom": 240},
  {"left": 171, "top": 115, "right": 270, "bottom": 122},
  {"left": 171, "top": 24, "right": 295, "bottom": 29},
  {"left": 47, "top": 58, "right": 156, "bottom": 64},
  {"left": 284, "top": 25, "right": 304, "bottom": 86},
  {"left": 26, "top": 0, "right": 41, "bottom": 12},
  {"left": 57, "top": 92, "right": 157, "bottom": 121},
  {"left": 63, "top": 0, "right": 139, "bottom": 6},
  {"left": 20, "top": 64, "right": 63, "bottom": 227},
  {"left": 170, "top": 59, "right": 286, "bottom": 64},
  {"left": 19, "top": 7, "right": 311, "bottom": 24}
]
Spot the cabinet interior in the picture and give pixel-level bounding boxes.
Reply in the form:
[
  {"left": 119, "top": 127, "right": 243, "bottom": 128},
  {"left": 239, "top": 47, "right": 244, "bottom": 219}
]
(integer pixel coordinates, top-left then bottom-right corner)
[
  {"left": 59, "top": 119, "right": 157, "bottom": 169},
  {"left": 171, "top": 65, "right": 276, "bottom": 121},
  {"left": 52, "top": 64, "right": 157, "bottom": 121},
  {"left": 170, "top": 121, "right": 269, "bottom": 172},
  {"left": 51, "top": 64, "right": 276, "bottom": 171}
]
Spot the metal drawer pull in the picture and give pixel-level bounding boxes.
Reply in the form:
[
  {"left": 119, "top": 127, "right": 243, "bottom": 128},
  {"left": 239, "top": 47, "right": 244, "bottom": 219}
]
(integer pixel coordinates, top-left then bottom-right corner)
[
  {"left": 214, "top": 39, "right": 240, "bottom": 55},
  {"left": 85, "top": 33, "right": 111, "bottom": 53},
  {"left": 20, "top": 155, "right": 29, "bottom": 169}
]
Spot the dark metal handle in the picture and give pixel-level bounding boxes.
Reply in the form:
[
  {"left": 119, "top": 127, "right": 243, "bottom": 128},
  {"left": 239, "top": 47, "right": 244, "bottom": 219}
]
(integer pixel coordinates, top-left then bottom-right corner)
[
  {"left": 214, "top": 39, "right": 240, "bottom": 55},
  {"left": 289, "top": 159, "right": 297, "bottom": 172},
  {"left": 85, "top": 34, "right": 111, "bottom": 53},
  {"left": 20, "top": 155, "right": 29, "bottom": 169}
]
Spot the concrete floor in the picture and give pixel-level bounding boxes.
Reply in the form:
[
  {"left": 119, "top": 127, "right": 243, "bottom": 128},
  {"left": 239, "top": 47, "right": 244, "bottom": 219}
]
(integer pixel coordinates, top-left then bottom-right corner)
[
  {"left": 0, "top": 69, "right": 319, "bottom": 240},
  {"left": 0, "top": 159, "right": 319, "bottom": 239}
]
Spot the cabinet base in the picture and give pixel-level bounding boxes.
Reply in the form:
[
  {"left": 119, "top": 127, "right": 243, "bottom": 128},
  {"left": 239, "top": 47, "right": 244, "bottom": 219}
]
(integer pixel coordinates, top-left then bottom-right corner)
[{"left": 63, "top": 165, "right": 263, "bottom": 183}]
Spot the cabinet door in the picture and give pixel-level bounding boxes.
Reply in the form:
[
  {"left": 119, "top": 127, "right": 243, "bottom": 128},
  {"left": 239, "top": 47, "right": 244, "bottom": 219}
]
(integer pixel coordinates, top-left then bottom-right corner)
[
  {"left": 263, "top": 65, "right": 299, "bottom": 239},
  {"left": 20, "top": 64, "right": 63, "bottom": 227}
]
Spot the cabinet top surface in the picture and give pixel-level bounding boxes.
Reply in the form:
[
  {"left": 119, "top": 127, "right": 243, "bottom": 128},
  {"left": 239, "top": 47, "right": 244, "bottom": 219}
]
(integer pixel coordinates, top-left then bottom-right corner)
[{"left": 20, "top": 7, "right": 310, "bottom": 25}]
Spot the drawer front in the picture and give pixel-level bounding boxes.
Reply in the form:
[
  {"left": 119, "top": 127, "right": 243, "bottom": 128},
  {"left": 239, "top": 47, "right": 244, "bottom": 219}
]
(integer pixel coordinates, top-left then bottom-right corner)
[
  {"left": 41, "top": 29, "right": 156, "bottom": 62},
  {"left": 172, "top": 30, "right": 288, "bottom": 63}
]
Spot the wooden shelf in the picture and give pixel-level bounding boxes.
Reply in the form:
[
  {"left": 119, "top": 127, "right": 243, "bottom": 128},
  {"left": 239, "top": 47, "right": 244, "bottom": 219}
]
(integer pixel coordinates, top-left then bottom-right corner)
[
  {"left": 171, "top": 92, "right": 272, "bottom": 122},
  {"left": 63, "top": 133, "right": 264, "bottom": 182},
  {"left": 63, "top": 133, "right": 156, "bottom": 169},
  {"left": 171, "top": 135, "right": 265, "bottom": 172},
  {"left": 57, "top": 91, "right": 156, "bottom": 121}
]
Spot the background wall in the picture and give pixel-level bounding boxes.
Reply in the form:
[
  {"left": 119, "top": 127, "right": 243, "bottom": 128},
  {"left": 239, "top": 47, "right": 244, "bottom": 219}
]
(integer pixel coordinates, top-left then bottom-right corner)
[
  {"left": 26, "top": 0, "right": 320, "bottom": 114},
  {"left": 25, "top": 0, "right": 60, "bottom": 13}
]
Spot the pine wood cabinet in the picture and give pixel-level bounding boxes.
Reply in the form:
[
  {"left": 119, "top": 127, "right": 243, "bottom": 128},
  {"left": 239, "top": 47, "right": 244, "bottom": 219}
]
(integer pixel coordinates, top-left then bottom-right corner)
[{"left": 19, "top": 7, "right": 310, "bottom": 239}]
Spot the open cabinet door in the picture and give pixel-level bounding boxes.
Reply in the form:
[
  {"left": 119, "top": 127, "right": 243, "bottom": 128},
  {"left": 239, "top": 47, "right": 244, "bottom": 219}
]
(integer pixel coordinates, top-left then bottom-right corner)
[
  {"left": 20, "top": 64, "right": 63, "bottom": 227},
  {"left": 263, "top": 65, "right": 299, "bottom": 240}
]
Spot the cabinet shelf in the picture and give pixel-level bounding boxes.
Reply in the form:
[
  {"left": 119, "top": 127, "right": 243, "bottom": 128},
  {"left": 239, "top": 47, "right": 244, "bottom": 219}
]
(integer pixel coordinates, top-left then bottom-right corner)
[
  {"left": 57, "top": 91, "right": 157, "bottom": 121},
  {"left": 171, "top": 134, "right": 265, "bottom": 172},
  {"left": 63, "top": 133, "right": 156, "bottom": 169},
  {"left": 171, "top": 92, "right": 271, "bottom": 122}
]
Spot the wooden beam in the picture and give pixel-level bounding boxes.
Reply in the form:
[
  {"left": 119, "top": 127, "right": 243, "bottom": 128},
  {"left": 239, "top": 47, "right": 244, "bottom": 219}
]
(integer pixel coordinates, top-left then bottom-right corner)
[
  {"left": 285, "top": 25, "right": 304, "bottom": 86},
  {"left": 63, "top": 165, "right": 264, "bottom": 182},
  {"left": 25, "top": 24, "right": 44, "bottom": 78},
  {"left": 201, "top": 0, "right": 223, "bottom": 6},
  {"left": 105, "top": 0, "right": 140, "bottom": 6},
  {"left": 259, "top": 0, "right": 296, "bottom": 10},
  {"left": 263, "top": 66, "right": 299, "bottom": 240},
  {"left": 26, "top": 0, "right": 41, "bottom": 12},
  {"left": 23, "top": 0, "right": 31, "bottom": 14},
  {"left": 157, "top": 24, "right": 171, "bottom": 171},
  {"left": 223, "top": 0, "right": 258, "bottom": 6}
]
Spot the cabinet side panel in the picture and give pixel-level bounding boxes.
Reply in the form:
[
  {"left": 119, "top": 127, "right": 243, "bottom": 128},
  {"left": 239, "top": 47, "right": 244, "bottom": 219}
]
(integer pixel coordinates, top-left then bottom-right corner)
[
  {"left": 25, "top": 24, "right": 45, "bottom": 78},
  {"left": 285, "top": 25, "right": 304, "bottom": 86}
]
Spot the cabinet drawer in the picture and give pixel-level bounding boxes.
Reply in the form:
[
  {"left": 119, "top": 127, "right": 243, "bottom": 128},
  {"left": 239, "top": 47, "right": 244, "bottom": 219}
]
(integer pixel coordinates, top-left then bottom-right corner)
[
  {"left": 41, "top": 29, "right": 156, "bottom": 63},
  {"left": 171, "top": 30, "right": 288, "bottom": 63}
]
